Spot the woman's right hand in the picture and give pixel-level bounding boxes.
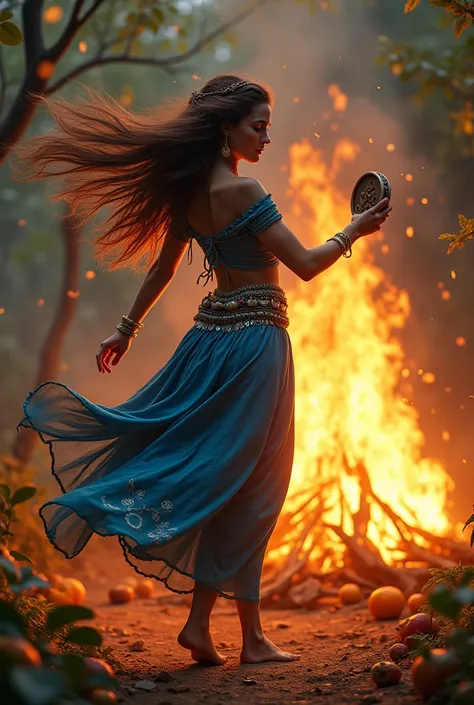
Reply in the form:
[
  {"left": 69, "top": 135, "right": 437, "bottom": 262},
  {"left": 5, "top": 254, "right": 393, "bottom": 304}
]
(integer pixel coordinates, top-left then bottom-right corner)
[
  {"left": 347, "top": 197, "right": 392, "bottom": 239},
  {"left": 96, "top": 330, "right": 132, "bottom": 374}
]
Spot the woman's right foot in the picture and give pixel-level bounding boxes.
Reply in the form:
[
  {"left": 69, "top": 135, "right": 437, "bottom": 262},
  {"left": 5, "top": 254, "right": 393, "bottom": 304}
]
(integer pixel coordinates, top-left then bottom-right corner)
[
  {"left": 240, "top": 634, "right": 300, "bottom": 664},
  {"left": 177, "top": 624, "right": 227, "bottom": 666}
]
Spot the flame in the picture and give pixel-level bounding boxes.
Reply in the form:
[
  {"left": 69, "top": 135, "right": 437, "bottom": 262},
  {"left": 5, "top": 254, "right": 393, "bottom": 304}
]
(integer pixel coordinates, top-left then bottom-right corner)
[{"left": 271, "top": 140, "right": 455, "bottom": 570}]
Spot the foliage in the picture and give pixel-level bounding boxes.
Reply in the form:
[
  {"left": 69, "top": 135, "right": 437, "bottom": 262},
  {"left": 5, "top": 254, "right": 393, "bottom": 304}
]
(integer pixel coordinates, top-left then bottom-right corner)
[
  {"left": 380, "top": 0, "right": 474, "bottom": 253},
  {"left": 0, "top": 8, "right": 23, "bottom": 46},
  {"left": 404, "top": 0, "right": 474, "bottom": 37},
  {"left": 439, "top": 214, "right": 474, "bottom": 253},
  {"left": 462, "top": 504, "right": 474, "bottom": 546},
  {"left": 0, "top": 456, "right": 63, "bottom": 573},
  {"left": 0, "top": 477, "right": 120, "bottom": 705},
  {"left": 402, "top": 565, "right": 474, "bottom": 703}
]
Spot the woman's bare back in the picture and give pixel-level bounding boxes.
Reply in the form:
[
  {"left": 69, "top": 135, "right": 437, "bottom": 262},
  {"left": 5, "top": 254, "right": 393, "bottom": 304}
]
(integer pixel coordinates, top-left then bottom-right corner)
[{"left": 186, "top": 173, "right": 280, "bottom": 292}]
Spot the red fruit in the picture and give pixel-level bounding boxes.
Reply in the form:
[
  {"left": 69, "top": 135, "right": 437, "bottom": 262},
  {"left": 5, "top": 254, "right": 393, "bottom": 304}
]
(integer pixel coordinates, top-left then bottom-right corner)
[
  {"left": 411, "top": 648, "right": 458, "bottom": 700},
  {"left": 371, "top": 661, "right": 403, "bottom": 688},
  {"left": 389, "top": 643, "right": 409, "bottom": 661},
  {"left": 84, "top": 657, "right": 114, "bottom": 678},
  {"left": 397, "top": 612, "right": 439, "bottom": 643}
]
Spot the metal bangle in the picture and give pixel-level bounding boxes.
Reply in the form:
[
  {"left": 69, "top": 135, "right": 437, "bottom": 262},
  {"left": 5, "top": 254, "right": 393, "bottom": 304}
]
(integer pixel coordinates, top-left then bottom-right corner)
[
  {"left": 122, "top": 314, "right": 143, "bottom": 329},
  {"left": 116, "top": 323, "right": 138, "bottom": 338}
]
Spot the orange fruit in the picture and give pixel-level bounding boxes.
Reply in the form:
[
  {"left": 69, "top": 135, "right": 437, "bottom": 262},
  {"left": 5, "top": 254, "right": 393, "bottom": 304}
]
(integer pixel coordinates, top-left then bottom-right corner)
[
  {"left": 135, "top": 579, "right": 155, "bottom": 598},
  {"left": 338, "top": 582, "right": 363, "bottom": 605},
  {"left": 122, "top": 576, "right": 138, "bottom": 589},
  {"left": 407, "top": 592, "right": 426, "bottom": 614},
  {"left": 368, "top": 586, "right": 406, "bottom": 620},
  {"left": 58, "top": 577, "right": 86, "bottom": 605},
  {"left": 411, "top": 648, "right": 458, "bottom": 700},
  {"left": 0, "top": 635, "right": 42, "bottom": 667},
  {"left": 47, "top": 587, "right": 73, "bottom": 605},
  {"left": 108, "top": 585, "right": 135, "bottom": 604}
]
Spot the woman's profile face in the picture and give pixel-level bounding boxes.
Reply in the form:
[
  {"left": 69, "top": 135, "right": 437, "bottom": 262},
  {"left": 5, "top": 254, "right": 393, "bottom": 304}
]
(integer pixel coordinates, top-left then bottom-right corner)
[{"left": 228, "top": 102, "right": 272, "bottom": 164}]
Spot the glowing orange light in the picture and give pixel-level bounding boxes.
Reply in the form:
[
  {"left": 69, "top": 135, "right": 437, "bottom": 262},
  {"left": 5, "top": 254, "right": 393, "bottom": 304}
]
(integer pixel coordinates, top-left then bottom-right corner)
[
  {"left": 0, "top": 308, "right": 4, "bottom": 315},
  {"left": 37, "top": 61, "right": 55, "bottom": 79},
  {"left": 381, "top": 244, "right": 390, "bottom": 254},
  {"left": 386, "top": 143, "right": 395, "bottom": 152},
  {"left": 44, "top": 5, "right": 63, "bottom": 23},
  {"left": 401, "top": 368, "right": 410, "bottom": 378},
  {"left": 85, "top": 270, "right": 96, "bottom": 280},
  {"left": 450, "top": 270, "right": 456, "bottom": 279},
  {"left": 293, "top": 97, "right": 301, "bottom": 104},
  {"left": 37, "top": 299, "right": 45, "bottom": 307},
  {"left": 18, "top": 219, "right": 26, "bottom": 227},
  {"left": 327, "top": 84, "right": 348, "bottom": 112},
  {"left": 192, "top": 74, "right": 201, "bottom": 81},
  {"left": 405, "top": 174, "right": 413, "bottom": 182},
  {"left": 67, "top": 290, "right": 80, "bottom": 299},
  {"left": 78, "top": 41, "right": 87, "bottom": 53},
  {"left": 421, "top": 197, "right": 429, "bottom": 205},
  {"left": 405, "top": 226, "right": 414, "bottom": 238},
  {"left": 368, "top": 137, "right": 374, "bottom": 144},
  {"left": 442, "top": 431, "right": 450, "bottom": 442},
  {"left": 444, "top": 386, "right": 452, "bottom": 393},
  {"left": 406, "top": 197, "right": 415, "bottom": 206},
  {"left": 422, "top": 372, "right": 436, "bottom": 384},
  {"left": 441, "top": 291, "right": 451, "bottom": 301},
  {"left": 456, "top": 337, "right": 467, "bottom": 347}
]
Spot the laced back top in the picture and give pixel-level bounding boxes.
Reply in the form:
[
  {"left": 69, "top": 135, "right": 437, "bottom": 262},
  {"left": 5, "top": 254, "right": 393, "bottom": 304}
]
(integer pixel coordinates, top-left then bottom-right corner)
[{"left": 176, "top": 194, "right": 282, "bottom": 286}]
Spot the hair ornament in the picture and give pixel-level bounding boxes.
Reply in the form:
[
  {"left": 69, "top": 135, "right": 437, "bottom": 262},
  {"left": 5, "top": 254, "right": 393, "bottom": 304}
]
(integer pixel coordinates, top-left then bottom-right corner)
[{"left": 189, "top": 80, "right": 251, "bottom": 104}]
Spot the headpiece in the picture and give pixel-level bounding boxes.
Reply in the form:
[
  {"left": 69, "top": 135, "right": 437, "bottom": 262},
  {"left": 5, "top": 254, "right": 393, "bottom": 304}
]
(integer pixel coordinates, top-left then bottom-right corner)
[{"left": 189, "top": 80, "right": 251, "bottom": 104}]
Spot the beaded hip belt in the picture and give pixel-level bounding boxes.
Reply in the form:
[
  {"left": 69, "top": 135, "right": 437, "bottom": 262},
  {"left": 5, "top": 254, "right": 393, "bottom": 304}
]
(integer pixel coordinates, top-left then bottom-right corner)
[{"left": 193, "top": 283, "right": 289, "bottom": 332}]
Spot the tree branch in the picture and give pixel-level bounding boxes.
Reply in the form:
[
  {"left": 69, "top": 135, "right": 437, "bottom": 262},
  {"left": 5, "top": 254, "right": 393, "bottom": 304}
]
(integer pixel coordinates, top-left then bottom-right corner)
[
  {"left": 47, "top": 0, "right": 108, "bottom": 63},
  {"left": 45, "top": 0, "right": 271, "bottom": 96},
  {"left": 22, "top": 0, "right": 45, "bottom": 65}
]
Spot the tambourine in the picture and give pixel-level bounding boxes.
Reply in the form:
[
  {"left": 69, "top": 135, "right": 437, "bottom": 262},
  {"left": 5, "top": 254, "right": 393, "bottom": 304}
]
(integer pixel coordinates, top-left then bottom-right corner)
[{"left": 350, "top": 171, "right": 391, "bottom": 215}]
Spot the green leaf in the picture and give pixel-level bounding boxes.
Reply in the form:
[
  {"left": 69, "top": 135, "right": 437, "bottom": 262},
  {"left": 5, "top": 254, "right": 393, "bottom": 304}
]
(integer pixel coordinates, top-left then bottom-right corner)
[
  {"left": 0, "top": 21, "right": 24, "bottom": 46},
  {"left": 66, "top": 626, "right": 103, "bottom": 647},
  {"left": 429, "top": 585, "right": 463, "bottom": 620},
  {"left": 58, "top": 652, "right": 87, "bottom": 689},
  {"left": 0, "top": 11, "right": 13, "bottom": 22},
  {"left": 9, "top": 666, "right": 69, "bottom": 705},
  {"left": 0, "top": 599, "right": 27, "bottom": 636},
  {"left": 9, "top": 550, "right": 33, "bottom": 565},
  {"left": 0, "top": 484, "right": 11, "bottom": 500},
  {"left": 46, "top": 605, "right": 95, "bottom": 632},
  {"left": 11, "top": 486, "right": 36, "bottom": 506},
  {"left": 0, "top": 556, "right": 21, "bottom": 583}
]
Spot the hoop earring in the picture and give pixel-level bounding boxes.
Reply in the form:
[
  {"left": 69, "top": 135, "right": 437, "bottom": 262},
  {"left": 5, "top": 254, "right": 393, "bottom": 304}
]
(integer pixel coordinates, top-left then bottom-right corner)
[{"left": 221, "top": 135, "right": 231, "bottom": 158}]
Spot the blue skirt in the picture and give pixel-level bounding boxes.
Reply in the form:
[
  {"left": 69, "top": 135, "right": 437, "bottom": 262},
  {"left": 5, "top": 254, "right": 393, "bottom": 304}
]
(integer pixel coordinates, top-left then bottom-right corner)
[{"left": 17, "top": 293, "right": 294, "bottom": 602}]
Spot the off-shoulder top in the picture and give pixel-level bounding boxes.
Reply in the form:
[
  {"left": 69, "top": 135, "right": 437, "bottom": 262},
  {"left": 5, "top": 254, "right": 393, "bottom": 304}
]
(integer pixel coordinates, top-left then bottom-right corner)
[{"left": 174, "top": 193, "right": 282, "bottom": 286}]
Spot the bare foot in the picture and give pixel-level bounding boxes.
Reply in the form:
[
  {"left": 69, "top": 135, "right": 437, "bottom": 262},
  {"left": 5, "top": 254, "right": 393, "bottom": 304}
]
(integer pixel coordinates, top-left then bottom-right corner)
[
  {"left": 240, "top": 634, "right": 301, "bottom": 664},
  {"left": 178, "top": 624, "right": 227, "bottom": 666}
]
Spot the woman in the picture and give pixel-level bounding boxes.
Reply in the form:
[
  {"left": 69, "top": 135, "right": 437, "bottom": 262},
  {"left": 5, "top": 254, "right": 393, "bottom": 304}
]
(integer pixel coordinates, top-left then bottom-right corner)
[{"left": 15, "top": 75, "right": 391, "bottom": 666}]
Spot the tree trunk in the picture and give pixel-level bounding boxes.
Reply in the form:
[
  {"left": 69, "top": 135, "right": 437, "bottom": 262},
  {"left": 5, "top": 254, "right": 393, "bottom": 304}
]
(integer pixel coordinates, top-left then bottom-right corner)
[{"left": 13, "top": 209, "right": 82, "bottom": 465}]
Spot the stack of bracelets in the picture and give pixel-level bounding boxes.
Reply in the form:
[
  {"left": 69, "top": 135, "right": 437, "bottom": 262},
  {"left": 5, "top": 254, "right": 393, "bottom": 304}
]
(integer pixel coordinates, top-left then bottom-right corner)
[
  {"left": 326, "top": 231, "right": 353, "bottom": 258},
  {"left": 117, "top": 314, "right": 144, "bottom": 338}
]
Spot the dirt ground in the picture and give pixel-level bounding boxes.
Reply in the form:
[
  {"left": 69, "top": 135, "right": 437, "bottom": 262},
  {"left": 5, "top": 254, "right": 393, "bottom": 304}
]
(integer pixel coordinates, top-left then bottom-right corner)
[{"left": 68, "top": 538, "right": 423, "bottom": 705}]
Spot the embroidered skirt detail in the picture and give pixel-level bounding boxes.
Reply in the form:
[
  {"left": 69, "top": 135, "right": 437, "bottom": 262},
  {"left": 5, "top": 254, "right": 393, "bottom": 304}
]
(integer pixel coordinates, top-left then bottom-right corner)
[
  {"left": 16, "top": 287, "right": 295, "bottom": 602},
  {"left": 193, "top": 283, "right": 289, "bottom": 332}
]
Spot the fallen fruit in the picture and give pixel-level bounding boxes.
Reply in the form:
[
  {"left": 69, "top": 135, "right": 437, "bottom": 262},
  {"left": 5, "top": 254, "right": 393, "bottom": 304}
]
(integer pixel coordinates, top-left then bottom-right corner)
[
  {"left": 0, "top": 635, "right": 42, "bottom": 667},
  {"left": 84, "top": 657, "right": 115, "bottom": 678},
  {"left": 389, "top": 643, "right": 409, "bottom": 662},
  {"left": 108, "top": 585, "right": 135, "bottom": 604},
  {"left": 88, "top": 689, "right": 117, "bottom": 704},
  {"left": 57, "top": 577, "right": 86, "bottom": 605},
  {"left": 411, "top": 648, "right": 458, "bottom": 700},
  {"left": 338, "top": 582, "right": 363, "bottom": 605},
  {"left": 135, "top": 578, "right": 155, "bottom": 598},
  {"left": 47, "top": 587, "right": 74, "bottom": 605},
  {"left": 397, "top": 612, "right": 440, "bottom": 644},
  {"left": 371, "top": 661, "right": 402, "bottom": 688},
  {"left": 368, "top": 586, "right": 406, "bottom": 620},
  {"left": 407, "top": 592, "right": 426, "bottom": 614}
]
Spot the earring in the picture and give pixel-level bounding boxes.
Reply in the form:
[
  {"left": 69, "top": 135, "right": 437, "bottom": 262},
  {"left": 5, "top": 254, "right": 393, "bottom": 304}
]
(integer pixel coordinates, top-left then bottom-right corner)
[{"left": 221, "top": 135, "right": 231, "bottom": 158}]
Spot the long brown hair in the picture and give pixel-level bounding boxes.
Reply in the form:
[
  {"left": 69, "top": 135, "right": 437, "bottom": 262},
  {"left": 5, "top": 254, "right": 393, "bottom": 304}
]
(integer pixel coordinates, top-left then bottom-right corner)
[{"left": 11, "top": 75, "right": 272, "bottom": 271}]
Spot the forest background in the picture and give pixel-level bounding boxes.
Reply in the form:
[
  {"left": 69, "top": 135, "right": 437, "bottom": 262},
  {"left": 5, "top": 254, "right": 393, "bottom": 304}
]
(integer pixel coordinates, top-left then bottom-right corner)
[{"left": 0, "top": 0, "right": 473, "bottom": 529}]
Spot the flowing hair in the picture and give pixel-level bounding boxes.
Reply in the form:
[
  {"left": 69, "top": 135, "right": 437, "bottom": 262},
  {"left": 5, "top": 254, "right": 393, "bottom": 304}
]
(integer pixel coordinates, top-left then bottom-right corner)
[{"left": 11, "top": 75, "right": 272, "bottom": 271}]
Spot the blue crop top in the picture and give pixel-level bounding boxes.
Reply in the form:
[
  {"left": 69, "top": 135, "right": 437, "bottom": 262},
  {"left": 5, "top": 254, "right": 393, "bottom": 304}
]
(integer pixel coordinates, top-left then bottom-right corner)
[{"left": 175, "top": 193, "right": 282, "bottom": 286}]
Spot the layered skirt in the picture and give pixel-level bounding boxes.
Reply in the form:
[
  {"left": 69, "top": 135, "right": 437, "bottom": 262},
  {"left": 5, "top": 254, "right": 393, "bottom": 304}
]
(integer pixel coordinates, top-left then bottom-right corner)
[{"left": 17, "top": 284, "right": 295, "bottom": 602}]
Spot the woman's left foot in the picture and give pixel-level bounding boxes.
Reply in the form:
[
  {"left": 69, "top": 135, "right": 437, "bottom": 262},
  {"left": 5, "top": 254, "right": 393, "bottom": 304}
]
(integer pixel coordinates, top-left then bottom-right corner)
[{"left": 240, "top": 635, "right": 300, "bottom": 664}]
